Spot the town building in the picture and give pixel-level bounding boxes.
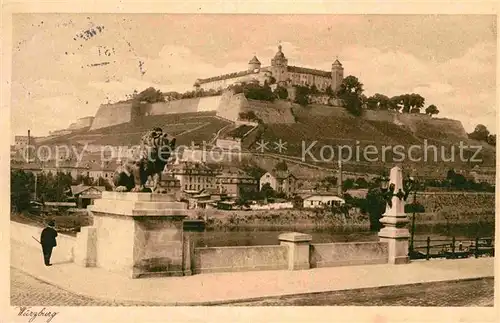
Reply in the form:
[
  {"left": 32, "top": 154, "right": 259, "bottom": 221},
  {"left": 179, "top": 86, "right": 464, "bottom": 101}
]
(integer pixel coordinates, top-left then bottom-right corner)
[
  {"left": 10, "top": 163, "right": 43, "bottom": 174},
  {"left": 469, "top": 166, "right": 496, "bottom": 186},
  {"left": 302, "top": 194, "right": 345, "bottom": 209},
  {"left": 260, "top": 170, "right": 297, "bottom": 196},
  {"left": 42, "top": 163, "right": 89, "bottom": 180},
  {"left": 167, "top": 161, "right": 217, "bottom": 192},
  {"left": 194, "top": 44, "right": 344, "bottom": 93},
  {"left": 69, "top": 185, "right": 105, "bottom": 208},
  {"left": 215, "top": 167, "right": 258, "bottom": 199}
]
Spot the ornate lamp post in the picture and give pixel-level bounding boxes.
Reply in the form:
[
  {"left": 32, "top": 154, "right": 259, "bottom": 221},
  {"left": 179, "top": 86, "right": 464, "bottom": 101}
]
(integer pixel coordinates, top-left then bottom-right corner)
[
  {"left": 378, "top": 166, "right": 412, "bottom": 264},
  {"left": 405, "top": 176, "right": 425, "bottom": 255}
]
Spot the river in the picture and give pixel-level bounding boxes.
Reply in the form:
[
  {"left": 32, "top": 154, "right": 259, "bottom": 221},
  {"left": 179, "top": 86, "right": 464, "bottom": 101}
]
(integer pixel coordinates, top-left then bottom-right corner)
[{"left": 186, "top": 222, "right": 495, "bottom": 248}]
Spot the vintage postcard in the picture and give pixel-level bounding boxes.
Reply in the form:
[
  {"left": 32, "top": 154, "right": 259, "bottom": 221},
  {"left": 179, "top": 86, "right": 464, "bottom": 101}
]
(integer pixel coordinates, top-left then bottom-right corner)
[{"left": 2, "top": 1, "right": 498, "bottom": 322}]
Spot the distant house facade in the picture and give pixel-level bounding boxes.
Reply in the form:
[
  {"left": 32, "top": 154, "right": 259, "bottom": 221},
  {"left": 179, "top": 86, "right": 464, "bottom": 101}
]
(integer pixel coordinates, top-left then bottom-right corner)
[
  {"left": 303, "top": 194, "right": 345, "bottom": 209},
  {"left": 469, "top": 166, "right": 496, "bottom": 186},
  {"left": 69, "top": 185, "right": 105, "bottom": 208},
  {"left": 215, "top": 168, "right": 258, "bottom": 199},
  {"left": 166, "top": 161, "right": 217, "bottom": 192},
  {"left": 260, "top": 170, "right": 297, "bottom": 196}
]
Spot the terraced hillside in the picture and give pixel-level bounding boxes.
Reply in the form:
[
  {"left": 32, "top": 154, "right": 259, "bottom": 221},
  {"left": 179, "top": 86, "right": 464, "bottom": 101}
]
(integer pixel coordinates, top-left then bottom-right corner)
[
  {"left": 248, "top": 109, "right": 495, "bottom": 171},
  {"left": 41, "top": 111, "right": 231, "bottom": 147},
  {"left": 38, "top": 100, "right": 495, "bottom": 176}
]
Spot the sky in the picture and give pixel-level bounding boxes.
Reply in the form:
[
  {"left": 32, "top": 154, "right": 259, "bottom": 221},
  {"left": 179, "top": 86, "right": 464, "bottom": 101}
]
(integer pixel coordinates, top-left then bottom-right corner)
[{"left": 10, "top": 14, "right": 497, "bottom": 140}]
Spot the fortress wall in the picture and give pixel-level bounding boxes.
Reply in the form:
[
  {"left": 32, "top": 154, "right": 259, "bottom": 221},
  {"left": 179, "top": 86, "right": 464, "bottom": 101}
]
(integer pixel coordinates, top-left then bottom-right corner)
[
  {"left": 150, "top": 98, "right": 201, "bottom": 115},
  {"left": 216, "top": 92, "right": 248, "bottom": 122},
  {"left": 90, "top": 103, "right": 134, "bottom": 131},
  {"left": 245, "top": 100, "right": 296, "bottom": 124},
  {"left": 295, "top": 104, "right": 347, "bottom": 118},
  {"left": 427, "top": 118, "right": 468, "bottom": 138},
  {"left": 396, "top": 113, "right": 467, "bottom": 139},
  {"left": 363, "top": 110, "right": 396, "bottom": 123},
  {"left": 198, "top": 95, "right": 222, "bottom": 112},
  {"left": 68, "top": 117, "right": 94, "bottom": 130}
]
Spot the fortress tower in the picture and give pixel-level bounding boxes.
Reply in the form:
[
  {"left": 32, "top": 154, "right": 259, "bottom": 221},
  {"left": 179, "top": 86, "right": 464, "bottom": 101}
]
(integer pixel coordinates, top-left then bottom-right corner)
[
  {"left": 248, "top": 56, "right": 261, "bottom": 71},
  {"left": 331, "top": 59, "right": 344, "bottom": 91},
  {"left": 195, "top": 44, "right": 346, "bottom": 93},
  {"left": 270, "top": 44, "right": 289, "bottom": 84}
]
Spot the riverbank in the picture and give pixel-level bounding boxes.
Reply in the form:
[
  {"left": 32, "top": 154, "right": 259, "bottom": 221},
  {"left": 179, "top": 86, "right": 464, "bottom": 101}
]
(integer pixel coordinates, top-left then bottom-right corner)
[{"left": 190, "top": 208, "right": 495, "bottom": 230}]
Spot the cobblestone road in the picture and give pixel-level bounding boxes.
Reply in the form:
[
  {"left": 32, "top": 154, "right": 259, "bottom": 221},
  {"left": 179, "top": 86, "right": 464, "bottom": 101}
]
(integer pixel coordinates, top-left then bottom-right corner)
[
  {"left": 11, "top": 267, "right": 493, "bottom": 307},
  {"left": 10, "top": 268, "right": 153, "bottom": 306},
  {"left": 228, "top": 278, "right": 494, "bottom": 306}
]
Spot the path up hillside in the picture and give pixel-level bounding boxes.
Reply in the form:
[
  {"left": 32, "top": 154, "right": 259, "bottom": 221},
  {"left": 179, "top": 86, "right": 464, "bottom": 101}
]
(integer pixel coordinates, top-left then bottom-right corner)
[{"left": 39, "top": 111, "right": 230, "bottom": 148}]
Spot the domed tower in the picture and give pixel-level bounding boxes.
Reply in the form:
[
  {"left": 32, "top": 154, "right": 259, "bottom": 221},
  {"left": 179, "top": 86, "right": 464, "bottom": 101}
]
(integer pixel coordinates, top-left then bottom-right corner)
[
  {"left": 331, "top": 59, "right": 344, "bottom": 91},
  {"left": 248, "top": 56, "right": 261, "bottom": 71},
  {"left": 270, "top": 44, "right": 289, "bottom": 84}
]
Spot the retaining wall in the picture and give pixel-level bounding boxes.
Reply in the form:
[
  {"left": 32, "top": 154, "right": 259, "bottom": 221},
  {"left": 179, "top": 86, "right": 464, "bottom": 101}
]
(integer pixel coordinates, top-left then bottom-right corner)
[
  {"left": 193, "top": 245, "right": 288, "bottom": 274},
  {"left": 310, "top": 242, "right": 388, "bottom": 268}
]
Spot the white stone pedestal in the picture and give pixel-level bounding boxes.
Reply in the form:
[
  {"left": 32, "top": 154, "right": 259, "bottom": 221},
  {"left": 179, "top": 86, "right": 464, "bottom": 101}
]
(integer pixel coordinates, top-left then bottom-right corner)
[
  {"left": 279, "top": 232, "right": 312, "bottom": 270},
  {"left": 87, "top": 192, "right": 188, "bottom": 278},
  {"left": 378, "top": 166, "right": 410, "bottom": 264}
]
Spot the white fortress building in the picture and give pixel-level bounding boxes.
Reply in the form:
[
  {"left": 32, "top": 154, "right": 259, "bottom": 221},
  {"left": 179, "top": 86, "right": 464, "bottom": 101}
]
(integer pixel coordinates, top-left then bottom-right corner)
[{"left": 194, "top": 44, "right": 344, "bottom": 92}]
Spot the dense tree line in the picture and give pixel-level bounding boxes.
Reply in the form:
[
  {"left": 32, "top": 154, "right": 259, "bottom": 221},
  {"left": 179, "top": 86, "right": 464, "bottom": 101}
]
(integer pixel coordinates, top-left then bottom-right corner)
[
  {"left": 468, "top": 124, "right": 496, "bottom": 146},
  {"left": 11, "top": 170, "right": 113, "bottom": 212}
]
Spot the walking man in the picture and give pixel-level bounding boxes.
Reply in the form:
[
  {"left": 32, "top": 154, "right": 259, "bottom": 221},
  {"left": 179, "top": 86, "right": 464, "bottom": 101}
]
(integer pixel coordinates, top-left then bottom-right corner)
[{"left": 40, "top": 220, "right": 58, "bottom": 266}]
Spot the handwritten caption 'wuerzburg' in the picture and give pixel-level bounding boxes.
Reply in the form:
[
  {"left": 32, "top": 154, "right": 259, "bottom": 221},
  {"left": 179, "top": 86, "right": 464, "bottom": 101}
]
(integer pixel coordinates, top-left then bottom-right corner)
[{"left": 17, "top": 307, "right": 59, "bottom": 323}]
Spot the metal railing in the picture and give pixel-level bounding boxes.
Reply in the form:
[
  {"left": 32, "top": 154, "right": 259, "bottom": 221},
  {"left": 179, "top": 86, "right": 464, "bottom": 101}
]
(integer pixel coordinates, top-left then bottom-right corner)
[{"left": 409, "top": 236, "right": 495, "bottom": 260}]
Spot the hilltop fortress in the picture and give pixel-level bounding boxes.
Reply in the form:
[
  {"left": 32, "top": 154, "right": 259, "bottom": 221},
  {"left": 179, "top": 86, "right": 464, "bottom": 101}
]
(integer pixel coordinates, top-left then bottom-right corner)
[
  {"left": 47, "top": 44, "right": 468, "bottom": 144},
  {"left": 194, "top": 45, "right": 344, "bottom": 92}
]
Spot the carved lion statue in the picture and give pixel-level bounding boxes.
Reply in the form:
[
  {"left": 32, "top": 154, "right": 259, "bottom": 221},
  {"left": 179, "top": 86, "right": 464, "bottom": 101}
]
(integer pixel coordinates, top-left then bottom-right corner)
[{"left": 113, "top": 127, "right": 176, "bottom": 193}]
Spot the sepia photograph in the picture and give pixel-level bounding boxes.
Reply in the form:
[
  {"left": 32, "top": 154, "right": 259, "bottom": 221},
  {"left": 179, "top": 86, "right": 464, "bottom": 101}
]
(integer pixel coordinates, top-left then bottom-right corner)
[{"left": 3, "top": 3, "right": 498, "bottom": 322}]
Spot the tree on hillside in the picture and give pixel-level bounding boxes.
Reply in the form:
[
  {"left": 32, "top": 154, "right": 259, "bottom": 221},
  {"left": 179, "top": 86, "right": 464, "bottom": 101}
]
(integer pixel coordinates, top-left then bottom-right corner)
[
  {"left": 336, "top": 76, "right": 364, "bottom": 116},
  {"left": 425, "top": 104, "right": 440, "bottom": 116},
  {"left": 274, "top": 86, "right": 288, "bottom": 100},
  {"left": 366, "top": 96, "right": 379, "bottom": 110},
  {"left": 468, "top": 124, "right": 490, "bottom": 142},
  {"left": 274, "top": 160, "right": 288, "bottom": 171},
  {"left": 293, "top": 85, "right": 311, "bottom": 106},
  {"left": 339, "top": 92, "right": 364, "bottom": 116},
  {"left": 260, "top": 183, "right": 276, "bottom": 201},
  {"left": 409, "top": 93, "right": 425, "bottom": 113},
  {"left": 355, "top": 177, "right": 369, "bottom": 188},
  {"left": 342, "top": 178, "right": 355, "bottom": 190},
  {"left": 230, "top": 82, "right": 275, "bottom": 102},
  {"left": 487, "top": 134, "right": 496, "bottom": 146},
  {"left": 310, "top": 84, "right": 319, "bottom": 94},
  {"left": 241, "top": 164, "right": 267, "bottom": 180},
  {"left": 389, "top": 95, "right": 403, "bottom": 111},
  {"left": 337, "top": 76, "right": 364, "bottom": 96},
  {"left": 373, "top": 93, "right": 392, "bottom": 110},
  {"left": 390, "top": 93, "right": 425, "bottom": 113},
  {"left": 135, "top": 87, "right": 166, "bottom": 103}
]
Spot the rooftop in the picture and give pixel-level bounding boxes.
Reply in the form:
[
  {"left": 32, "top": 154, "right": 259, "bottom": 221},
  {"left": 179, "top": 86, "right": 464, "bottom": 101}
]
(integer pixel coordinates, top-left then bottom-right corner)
[{"left": 287, "top": 65, "right": 331, "bottom": 78}]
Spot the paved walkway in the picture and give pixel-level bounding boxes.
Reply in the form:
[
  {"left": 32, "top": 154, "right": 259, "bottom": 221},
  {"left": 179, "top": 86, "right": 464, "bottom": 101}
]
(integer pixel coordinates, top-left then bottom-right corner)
[{"left": 11, "top": 240, "right": 494, "bottom": 306}]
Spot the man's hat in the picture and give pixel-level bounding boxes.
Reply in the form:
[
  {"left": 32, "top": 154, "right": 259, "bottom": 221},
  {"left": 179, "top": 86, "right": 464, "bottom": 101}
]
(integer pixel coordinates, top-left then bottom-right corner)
[{"left": 47, "top": 220, "right": 55, "bottom": 227}]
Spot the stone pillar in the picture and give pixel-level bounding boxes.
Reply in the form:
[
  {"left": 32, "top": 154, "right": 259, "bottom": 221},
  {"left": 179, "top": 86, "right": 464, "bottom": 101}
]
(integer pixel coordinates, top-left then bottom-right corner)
[
  {"left": 87, "top": 191, "right": 188, "bottom": 278},
  {"left": 378, "top": 166, "right": 410, "bottom": 264},
  {"left": 279, "top": 232, "right": 312, "bottom": 270},
  {"left": 74, "top": 226, "right": 97, "bottom": 267}
]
